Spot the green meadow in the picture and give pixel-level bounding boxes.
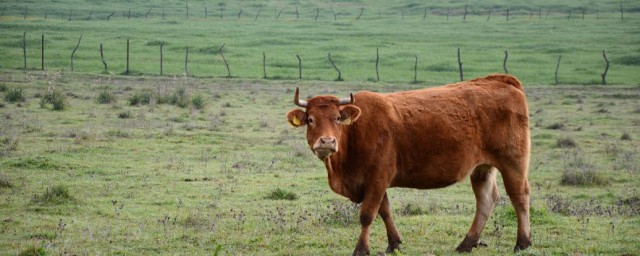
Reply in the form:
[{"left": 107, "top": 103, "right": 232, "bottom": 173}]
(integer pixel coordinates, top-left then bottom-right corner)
[{"left": 1, "top": 0, "right": 640, "bottom": 255}]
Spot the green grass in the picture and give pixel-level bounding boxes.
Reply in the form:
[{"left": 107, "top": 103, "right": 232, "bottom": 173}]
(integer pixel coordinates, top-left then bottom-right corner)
[
  {"left": 0, "top": 0, "right": 639, "bottom": 255},
  {"left": 0, "top": 1, "right": 639, "bottom": 85},
  {"left": 0, "top": 71, "right": 638, "bottom": 255}
]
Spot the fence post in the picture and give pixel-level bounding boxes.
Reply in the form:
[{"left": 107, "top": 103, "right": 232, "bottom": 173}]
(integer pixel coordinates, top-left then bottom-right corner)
[
  {"left": 296, "top": 54, "right": 302, "bottom": 79},
  {"left": 601, "top": 50, "right": 610, "bottom": 85},
  {"left": 375, "top": 47, "right": 380, "bottom": 82},
  {"left": 423, "top": 7, "right": 428, "bottom": 20},
  {"left": 100, "top": 43, "right": 108, "bottom": 73},
  {"left": 185, "top": 1, "right": 189, "bottom": 19},
  {"left": 255, "top": 7, "right": 262, "bottom": 21},
  {"left": 160, "top": 44, "right": 163, "bottom": 75},
  {"left": 507, "top": 8, "right": 510, "bottom": 21},
  {"left": 23, "top": 32, "right": 27, "bottom": 70},
  {"left": 262, "top": 52, "right": 267, "bottom": 79},
  {"left": 315, "top": 7, "right": 319, "bottom": 21},
  {"left": 328, "top": 53, "right": 342, "bottom": 81},
  {"left": 555, "top": 55, "right": 562, "bottom": 85},
  {"left": 487, "top": 7, "right": 492, "bottom": 21},
  {"left": 457, "top": 48, "right": 463, "bottom": 81},
  {"left": 463, "top": 5, "right": 468, "bottom": 20},
  {"left": 331, "top": 6, "right": 337, "bottom": 20},
  {"left": 356, "top": 7, "right": 364, "bottom": 20},
  {"left": 71, "top": 34, "right": 82, "bottom": 71},
  {"left": 125, "top": 38, "right": 130, "bottom": 74},
  {"left": 218, "top": 44, "right": 231, "bottom": 78},
  {"left": 620, "top": 3, "right": 624, "bottom": 20},
  {"left": 238, "top": 9, "right": 243, "bottom": 19},
  {"left": 413, "top": 54, "right": 418, "bottom": 83},
  {"left": 503, "top": 50, "right": 509, "bottom": 74},
  {"left": 41, "top": 34, "right": 45, "bottom": 71},
  {"left": 184, "top": 47, "right": 189, "bottom": 76}
]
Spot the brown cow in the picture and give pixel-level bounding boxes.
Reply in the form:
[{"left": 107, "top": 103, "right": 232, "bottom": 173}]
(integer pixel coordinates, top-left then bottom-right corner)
[{"left": 286, "top": 74, "right": 531, "bottom": 255}]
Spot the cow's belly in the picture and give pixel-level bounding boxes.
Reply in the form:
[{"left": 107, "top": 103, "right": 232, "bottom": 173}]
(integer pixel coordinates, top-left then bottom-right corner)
[{"left": 390, "top": 162, "right": 479, "bottom": 189}]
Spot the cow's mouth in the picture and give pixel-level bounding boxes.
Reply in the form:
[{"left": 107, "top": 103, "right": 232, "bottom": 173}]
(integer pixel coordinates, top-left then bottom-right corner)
[{"left": 314, "top": 149, "right": 335, "bottom": 159}]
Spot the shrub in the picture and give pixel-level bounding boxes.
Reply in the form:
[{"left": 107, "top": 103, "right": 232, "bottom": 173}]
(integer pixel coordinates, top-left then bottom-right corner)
[
  {"left": 191, "top": 93, "right": 206, "bottom": 110},
  {"left": 545, "top": 122, "right": 565, "bottom": 130},
  {"left": 5, "top": 88, "right": 26, "bottom": 103},
  {"left": 0, "top": 84, "right": 7, "bottom": 92},
  {"left": 170, "top": 87, "right": 189, "bottom": 108},
  {"left": 0, "top": 173, "right": 13, "bottom": 188},
  {"left": 118, "top": 111, "right": 132, "bottom": 119},
  {"left": 40, "top": 89, "right": 67, "bottom": 111},
  {"left": 265, "top": 188, "right": 298, "bottom": 200},
  {"left": 128, "top": 90, "right": 152, "bottom": 106},
  {"left": 18, "top": 244, "right": 46, "bottom": 256},
  {"left": 561, "top": 168, "right": 609, "bottom": 186},
  {"left": 96, "top": 90, "right": 116, "bottom": 104},
  {"left": 556, "top": 137, "right": 576, "bottom": 148},
  {"left": 31, "top": 185, "right": 76, "bottom": 205},
  {"left": 621, "top": 132, "right": 632, "bottom": 141}
]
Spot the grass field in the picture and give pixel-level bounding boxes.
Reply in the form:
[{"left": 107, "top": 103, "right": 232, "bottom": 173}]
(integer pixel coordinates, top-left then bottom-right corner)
[
  {"left": 0, "top": 0, "right": 639, "bottom": 85},
  {"left": 1, "top": 0, "right": 640, "bottom": 255},
  {"left": 0, "top": 71, "right": 639, "bottom": 255}
]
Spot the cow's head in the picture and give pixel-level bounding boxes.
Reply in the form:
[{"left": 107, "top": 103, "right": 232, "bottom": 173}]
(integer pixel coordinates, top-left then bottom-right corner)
[{"left": 287, "top": 88, "right": 361, "bottom": 160}]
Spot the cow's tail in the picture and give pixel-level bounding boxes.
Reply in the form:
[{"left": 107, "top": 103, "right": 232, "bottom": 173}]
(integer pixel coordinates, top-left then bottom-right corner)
[{"left": 485, "top": 74, "right": 524, "bottom": 93}]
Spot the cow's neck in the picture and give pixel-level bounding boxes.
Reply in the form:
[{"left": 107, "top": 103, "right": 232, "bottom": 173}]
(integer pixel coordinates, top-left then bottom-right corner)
[{"left": 323, "top": 128, "right": 362, "bottom": 202}]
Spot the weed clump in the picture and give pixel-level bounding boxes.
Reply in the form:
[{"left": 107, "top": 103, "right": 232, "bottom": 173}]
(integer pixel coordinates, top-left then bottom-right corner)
[
  {"left": 0, "top": 173, "right": 13, "bottom": 188},
  {"left": 546, "top": 122, "right": 565, "bottom": 130},
  {"left": 31, "top": 185, "right": 76, "bottom": 205},
  {"left": 5, "top": 88, "right": 26, "bottom": 103},
  {"left": 560, "top": 149, "right": 609, "bottom": 186},
  {"left": 128, "top": 90, "right": 152, "bottom": 106},
  {"left": 190, "top": 93, "right": 206, "bottom": 110},
  {"left": 18, "top": 244, "right": 46, "bottom": 256},
  {"left": 118, "top": 111, "right": 132, "bottom": 119},
  {"left": 40, "top": 88, "right": 67, "bottom": 111},
  {"left": 556, "top": 137, "right": 577, "bottom": 148},
  {"left": 265, "top": 188, "right": 298, "bottom": 201},
  {"left": 96, "top": 90, "right": 116, "bottom": 104},
  {"left": 620, "top": 132, "right": 632, "bottom": 141},
  {"left": 170, "top": 87, "right": 189, "bottom": 108}
]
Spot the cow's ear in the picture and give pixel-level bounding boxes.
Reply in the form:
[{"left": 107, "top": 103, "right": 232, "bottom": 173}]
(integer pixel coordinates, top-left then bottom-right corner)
[
  {"left": 287, "top": 109, "right": 307, "bottom": 127},
  {"left": 339, "top": 105, "right": 361, "bottom": 125}
]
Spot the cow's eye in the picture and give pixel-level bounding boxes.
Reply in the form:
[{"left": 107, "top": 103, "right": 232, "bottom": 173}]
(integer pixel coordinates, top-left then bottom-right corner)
[
  {"left": 335, "top": 116, "right": 341, "bottom": 122},
  {"left": 307, "top": 117, "right": 314, "bottom": 124}
]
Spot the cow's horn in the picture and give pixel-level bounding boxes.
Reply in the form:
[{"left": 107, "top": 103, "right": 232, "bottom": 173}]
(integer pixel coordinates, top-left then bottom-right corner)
[
  {"left": 294, "top": 87, "right": 308, "bottom": 108},
  {"left": 339, "top": 93, "right": 355, "bottom": 105}
]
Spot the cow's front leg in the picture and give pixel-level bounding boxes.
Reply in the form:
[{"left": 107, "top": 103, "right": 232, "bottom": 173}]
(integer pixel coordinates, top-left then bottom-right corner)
[
  {"left": 379, "top": 192, "right": 402, "bottom": 253},
  {"left": 352, "top": 188, "right": 386, "bottom": 256}
]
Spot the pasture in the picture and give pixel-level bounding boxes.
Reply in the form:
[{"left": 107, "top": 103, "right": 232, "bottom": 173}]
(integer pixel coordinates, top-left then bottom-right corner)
[{"left": 1, "top": 0, "right": 640, "bottom": 255}]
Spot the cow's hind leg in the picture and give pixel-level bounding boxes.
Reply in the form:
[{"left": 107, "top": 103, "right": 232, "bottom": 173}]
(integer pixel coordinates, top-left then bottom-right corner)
[
  {"left": 456, "top": 165, "right": 499, "bottom": 253},
  {"left": 379, "top": 192, "right": 402, "bottom": 253},
  {"left": 500, "top": 161, "right": 532, "bottom": 252}
]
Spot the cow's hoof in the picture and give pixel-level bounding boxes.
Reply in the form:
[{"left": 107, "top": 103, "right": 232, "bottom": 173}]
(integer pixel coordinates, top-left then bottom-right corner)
[
  {"left": 513, "top": 240, "right": 531, "bottom": 252},
  {"left": 351, "top": 249, "right": 370, "bottom": 256},
  {"left": 385, "top": 241, "right": 401, "bottom": 254},
  {"left": 455, "top": 235, "right": 481, "bottom": 253}
]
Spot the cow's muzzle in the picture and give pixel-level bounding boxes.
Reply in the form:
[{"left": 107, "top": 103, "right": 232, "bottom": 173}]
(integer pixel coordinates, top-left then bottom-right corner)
[{"left": 312, "top": 137, "right": 338, "bottom": 159}]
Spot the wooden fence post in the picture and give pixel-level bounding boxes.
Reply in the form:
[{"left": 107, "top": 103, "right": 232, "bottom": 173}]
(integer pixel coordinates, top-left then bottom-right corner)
[
  {"left": 423, "top": 7, "right": 428, "bottom": 20},
  {"left": 413, "top": 54, "right": 418, "bottom": 83},
  {"left": 100, "top": 43, "right": 108, "bottom": 73},
  {"left": 184, "top": 47, "right": 189, "bottom": 76},
  {"left": 160, "top": 43, "right": 163, "bottom": 75},
  {"left": 487, "top": 7, "right": 492, "bottom": 21},
  {"left": 24, "top": 6, "right": 27, "bottom": 20},
  {"left": 620, "top": 3, "right": 624, "bottom": 20},
  {"left": 262, "top": 52, "right": 267, "bottom": 79},
  {"left": 503, "top": 50, "right": 509, "bottom": 74},
  {"left": 41, "top": 34, "right": 45, "bottom": 71},
  {"left": 506, "top": 8, "right": 510, "bottom": 21},
  {"left": 315, "top": 8, "right": 319, "bottom": 21},
  {"left": 463, "top": 5, "right": 468, "bottom": 20},
  {"left": 276, "top": 8, "right": 284, "bottom": 20},
  {"left": 125, "top": 38, "right": 130, "bottom": 74},
  {"left": 375, "top": 47, "right": 380, "bottom": 82},
  {"left": 146, "top": 8, "right": 152, "bottom": 18},
  {"left": 295, "top": 7, "right": 299, "bottom": 19},
  {"left": 71, "top": 34, "right": 82, "bottom": 71},
  {"left": 107, "top": 12, "right": 115, "bottom": 21},
  {"left": 457, "top": 48, "right": 463, "bottom": 81},
  {"left": 328, "top": 53, "right": 342, "bottom": 81},
  {"left": 218, "top": 44, "right": 231, "bottom": 78},
  {"left": 185, "top": 1, "right": 189, "bottom": 19},
  {"left": 331, "top": 6, "right": 337, "bottom": 20},
  {"left": 238, "top": 9, "right": 243, "bottom": 19},
  {"left": 205, "top": 7, "right": 208, "bottom": 19},
  {"left": 22, "top": 32, "right": 27, "bottom": 70},
  {"left": 555, "top": 55, "right": 562, "bottom": 85},
  {"left": 296, "top": 54, "right": 302, "bottom": 79},
  {"left": 601, "top": 50, "right": 610, "bottom": 85},
  {"left": 255, "top": 7, "right": 262, "bottom": 21},
  {"left": 446, "top": 8, "right": 450, "bottom": 20},
  {"left": 356, "top": 7, "right": 364, "bottom": 20}
]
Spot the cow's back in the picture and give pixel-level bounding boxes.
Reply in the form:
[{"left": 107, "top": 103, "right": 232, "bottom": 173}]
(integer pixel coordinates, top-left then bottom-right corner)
[{"left": 350, "top": 74, "right": 529, "bottom": 188}]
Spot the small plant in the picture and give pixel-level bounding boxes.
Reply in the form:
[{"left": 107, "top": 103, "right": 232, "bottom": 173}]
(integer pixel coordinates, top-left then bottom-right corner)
[
  {"left": 5, "top": 88, "right": 26, "bottom": 103},
  {"left": 118, "top": 111, "right": 132, "bottom": 119},
  {"left": 40, "top": 88, "right": 67, "bottom": 111},
  {"left": 170, "top": 87, "right": 189, "bottom": 108},
  {"left": 545, "top": 122, "right": 565, "bottom": 130},
  {"left": 96, "top": 90, "right": 116, "bottom": 104},
  {"left": 621, "top": 132, "right": 632, "bottom": 141},
  {"left": 129, "top": 90, "right": 152, "bottom": 106},
  {"left": 0, "top": 173, "right": 13, "bottom": 188},
  {"left": 265, "top": 188, "right": 298, "bottom": 200},
  {"left": 18, "top": 244, "right": 46, "bottom": 256},
  {"left": 398, "top": 203, "right": 425, "bottom": 216},
  {"left": 0, "top": 84, "right": 7, "bottom": 92},
  {"left": 191, "top": 93, "right": 206, "bottom": 110},
  {"left": 31, "top": 185, "right": 76, "bottom": 205},
  {"left": 556, "top": 136, "right": 577, "bottom": 148},
  {"left": 560, "top": 149, "right": 608, "bottom": 186}
]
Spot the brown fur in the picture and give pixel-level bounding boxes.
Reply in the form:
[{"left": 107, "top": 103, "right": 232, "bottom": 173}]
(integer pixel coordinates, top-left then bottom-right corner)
[{"left": 287, "top": 74, "right": 531, "bottom": 254}]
